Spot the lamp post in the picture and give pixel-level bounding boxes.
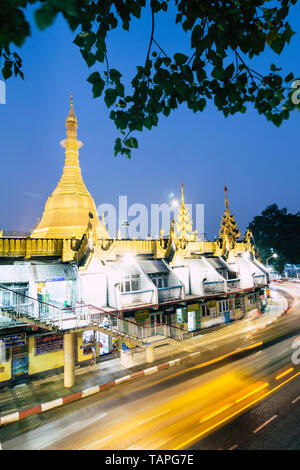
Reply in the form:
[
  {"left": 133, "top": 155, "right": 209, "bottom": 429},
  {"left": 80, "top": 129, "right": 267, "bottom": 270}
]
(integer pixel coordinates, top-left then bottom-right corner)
[{"left": 266, "top": 253, "right": 278, "bottom": 268}]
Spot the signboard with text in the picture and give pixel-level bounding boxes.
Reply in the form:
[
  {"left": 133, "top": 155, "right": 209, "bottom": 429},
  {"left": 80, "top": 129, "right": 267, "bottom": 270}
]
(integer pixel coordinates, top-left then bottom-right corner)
[
  {"left": 35, "top": 334, "right": 63, "bottom": 356},
  {"left": 0, "top": 333, "right": 26, "bottom": 348}
]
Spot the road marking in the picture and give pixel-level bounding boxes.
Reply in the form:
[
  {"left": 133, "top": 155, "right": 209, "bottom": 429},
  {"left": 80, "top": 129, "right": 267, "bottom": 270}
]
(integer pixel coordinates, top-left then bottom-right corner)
[
  {"left": 253, "top": 415, "right": 278, "bottom": 434},
  {"left": 276, "top": 367, "right": 294, "bottom": 380},
  {"left": 78, "top": 433, "right": 112, "bottom": 450},
  {"left": 144, "top": 366, "right": 158, "bottom": 375},
  {"left": 138, "top": 410, "right": 170, "bottom": 425},
  {"left": 228, "top": 444, "right": 238, "bottom": 450},
  {"left": 292, "top": 395, "right": 300, "bottom": 404}
]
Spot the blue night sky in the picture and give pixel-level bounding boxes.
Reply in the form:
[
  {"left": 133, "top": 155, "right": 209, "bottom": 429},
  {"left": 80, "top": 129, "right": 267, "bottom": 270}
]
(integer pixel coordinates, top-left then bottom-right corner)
[{"left": 0, "top": 3, "right": 299, "bottom": 239}]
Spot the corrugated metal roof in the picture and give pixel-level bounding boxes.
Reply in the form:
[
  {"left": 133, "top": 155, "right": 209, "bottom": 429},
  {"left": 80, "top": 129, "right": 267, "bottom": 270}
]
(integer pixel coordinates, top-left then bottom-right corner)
[
  {"left": 207, "top": 258, "right": 227, "bottom": 270},
  {"left": 31, "top": 264, "right": 77, "bottom": 282},
  {"left": 0, "top": 263, "right": 77, "bottom": 283},
  {"left": 138, "top": 260, "right": 169, "bottom": 274},
  {"left": 0, "top": 264, "right": 31, "bottom": 283}
]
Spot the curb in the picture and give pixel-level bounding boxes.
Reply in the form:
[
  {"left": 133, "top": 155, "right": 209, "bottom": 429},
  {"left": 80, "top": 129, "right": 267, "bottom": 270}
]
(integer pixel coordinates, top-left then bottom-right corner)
[{"left": 0, "top": 297, "right": 289, "bottom": 427}]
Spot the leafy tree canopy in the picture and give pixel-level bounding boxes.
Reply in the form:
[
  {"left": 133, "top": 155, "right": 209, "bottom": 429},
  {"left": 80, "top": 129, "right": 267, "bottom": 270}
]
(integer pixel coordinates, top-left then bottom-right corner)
[
  {"left": 248, "top": 203, "right": 300, "bottom": 273},
  {"left": 1, "top": 0, "right": 299, "bottom": 157}
]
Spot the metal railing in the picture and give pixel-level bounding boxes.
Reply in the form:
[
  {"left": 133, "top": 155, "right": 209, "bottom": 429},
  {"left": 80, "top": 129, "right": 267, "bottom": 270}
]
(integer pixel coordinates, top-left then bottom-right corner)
[
  {"left": 253, "top": 274, "right": 266, "bottom": 286},
  {"left": 0, "top": 285, "right": 89, "bottom": 330},
  {"left": 115, "top": 286, "right": 155, "bottom": 309},
  {"left": 157, "top": 285, "right": 183, "bottom": 303},
  {"left": 203, "top": 280, "right": 226, "bottom": 294},
  {"left": 226, "top": 278, "right": 241, "bottom": 291}
]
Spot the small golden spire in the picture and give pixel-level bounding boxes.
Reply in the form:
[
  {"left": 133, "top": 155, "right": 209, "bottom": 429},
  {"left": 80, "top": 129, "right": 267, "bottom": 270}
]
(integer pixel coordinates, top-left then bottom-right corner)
[
  {"left": 66, "top": 93, "right": 77, "bottom": 129},
  {"left": 224, "top": 184, "right": 229, "bottom": 211},
  {"left": 181, "top": 183, "right": 185, "bottom": 208}
]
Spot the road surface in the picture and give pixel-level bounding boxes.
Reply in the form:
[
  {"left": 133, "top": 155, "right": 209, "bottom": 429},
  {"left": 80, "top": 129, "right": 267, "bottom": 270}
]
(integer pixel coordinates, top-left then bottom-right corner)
[{"left": 1, "top": 282, "right": 299, "bottom": 450}]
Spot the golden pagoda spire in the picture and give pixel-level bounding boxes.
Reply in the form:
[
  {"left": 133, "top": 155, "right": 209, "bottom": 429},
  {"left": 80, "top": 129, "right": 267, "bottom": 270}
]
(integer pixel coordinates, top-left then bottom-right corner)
[
  {"left": 31, "top": 97, "right": 109, "bottom": 240},
  {"left": 174, "top": 184, "right": 197, "bottom": 241},
  {"left": 219, "top": 184, "right": 240, "bottom": 249},
  {"left": 224, "top": 184, "right": 229, "bottom": 211}
]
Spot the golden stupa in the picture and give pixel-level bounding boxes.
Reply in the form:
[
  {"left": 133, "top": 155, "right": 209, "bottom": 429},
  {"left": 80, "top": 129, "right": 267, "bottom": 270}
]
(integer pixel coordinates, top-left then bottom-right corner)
[{"left": 31, "top": 96, "right": 109, "bottom": 240}]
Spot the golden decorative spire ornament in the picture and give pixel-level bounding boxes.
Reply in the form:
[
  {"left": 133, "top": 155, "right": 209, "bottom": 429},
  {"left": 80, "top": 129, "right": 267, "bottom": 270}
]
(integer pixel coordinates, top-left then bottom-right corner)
[
  {"left": 174, "top": 184, "right": 197, "bottom": 241},
  {"left": 31, "top": 97, "right": 109, "bottom": 240},
  {"left": 219, "top": 185, "right": 240, "bottom": 248}
]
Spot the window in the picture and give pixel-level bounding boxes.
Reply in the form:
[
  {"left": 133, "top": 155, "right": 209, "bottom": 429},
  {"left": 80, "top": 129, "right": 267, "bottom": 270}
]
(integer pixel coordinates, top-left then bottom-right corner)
[
  {"left": 2, "top": 291, "right": 10, "bottom": 307},
  {"left": 202, "top": 304, "right": 208, "bottom": 316},
  {"left": 149, "top": 273, "right": 168, "bottom": 288},
  {"left": 120, "top": 274, "right": 140, "bottom": 293},
  {"left": 235, "top": 298, "right": 241, "bottom": 309}
]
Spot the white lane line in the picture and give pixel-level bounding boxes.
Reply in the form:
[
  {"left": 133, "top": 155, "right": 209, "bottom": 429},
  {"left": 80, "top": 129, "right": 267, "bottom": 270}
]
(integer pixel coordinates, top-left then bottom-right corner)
[
  {"left": 138, "top": 409, "right": 170, "bottom": 425},
  {"left": 292, "top": 395, "right": 300, "bottom": 404},
  {"left": 228, "top": 444, "right": 238, "bottom": 450},
  {"left": 78, "top": 434, "right": 112, "bottom": 450},
  {"left": 253, "top": 415, "right": 278, "bottom": 434}
]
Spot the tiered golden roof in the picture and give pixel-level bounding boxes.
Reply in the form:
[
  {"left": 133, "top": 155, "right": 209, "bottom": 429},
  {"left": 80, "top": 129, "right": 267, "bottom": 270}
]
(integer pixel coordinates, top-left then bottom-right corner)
[
  {"left": 31, "top": 96, "right": 108, "bottom": 240},
  {"left": 174, "top": 184, "right": 197, "bottom": 241},
  {"left": 219, "top": 185, "right": 241, "bottom": 248}
]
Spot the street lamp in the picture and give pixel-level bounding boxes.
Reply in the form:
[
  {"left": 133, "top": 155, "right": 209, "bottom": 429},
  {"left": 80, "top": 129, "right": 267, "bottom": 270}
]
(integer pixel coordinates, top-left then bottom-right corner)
[{"left": 266, "top": 253, "right": 278, "bottom": 268}]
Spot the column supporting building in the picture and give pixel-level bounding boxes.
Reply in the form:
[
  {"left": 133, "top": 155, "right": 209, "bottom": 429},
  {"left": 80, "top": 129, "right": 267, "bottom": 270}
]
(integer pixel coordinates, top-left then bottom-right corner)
[{"left": 64, "top": 332, "right": 75, "bottom": 388}]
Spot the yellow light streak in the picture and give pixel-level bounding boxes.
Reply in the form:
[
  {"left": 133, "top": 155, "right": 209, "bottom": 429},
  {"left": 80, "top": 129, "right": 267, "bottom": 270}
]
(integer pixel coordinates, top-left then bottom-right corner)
[
  {"left": 174, "top": 371, "right": 300, "bottom": 450},
  {"left": 234, "top": 382, "right": 269, "bottom": 404},
  {"left": 275, "top": 367, "right": 294, "bottom": 380}
]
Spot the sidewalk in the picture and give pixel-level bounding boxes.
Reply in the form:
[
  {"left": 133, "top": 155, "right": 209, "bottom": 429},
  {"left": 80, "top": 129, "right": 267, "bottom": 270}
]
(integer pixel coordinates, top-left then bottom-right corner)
[{"left": 0, "top": 290, "right": 288, "bottom": 424}]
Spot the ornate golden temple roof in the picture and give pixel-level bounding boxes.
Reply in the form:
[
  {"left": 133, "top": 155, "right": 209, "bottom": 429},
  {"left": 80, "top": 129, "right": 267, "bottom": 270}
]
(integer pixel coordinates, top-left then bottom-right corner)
[
  {"left": 31, "top": 97, "right": 109, "bottom": 240},
  {"left": 218, "top": 185, "right": 241, "bottom": 248}
]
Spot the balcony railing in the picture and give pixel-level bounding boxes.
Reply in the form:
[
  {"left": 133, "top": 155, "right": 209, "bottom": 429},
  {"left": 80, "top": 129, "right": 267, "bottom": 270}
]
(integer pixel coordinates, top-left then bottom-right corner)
[
  {"left": 157, "top": 285, "right": 183, "bottom": 303},
  {"left": 116, "top": 287, "right": 155, "bottom": 309},
  {"left": 203, "top": 280, "right": 226, "bottom": 294},
  {"left": 226, "top": 278, "right": 241, "bottom": 291},
  {"left": 253, "top": 274, "right": 266, "bottom": 286}
]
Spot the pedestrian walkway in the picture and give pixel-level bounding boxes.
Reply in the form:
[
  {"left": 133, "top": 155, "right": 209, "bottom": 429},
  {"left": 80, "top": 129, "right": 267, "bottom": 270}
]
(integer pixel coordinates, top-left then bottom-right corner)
[{"left": 0, "top": 290, "right": 288, "bottom": 420}]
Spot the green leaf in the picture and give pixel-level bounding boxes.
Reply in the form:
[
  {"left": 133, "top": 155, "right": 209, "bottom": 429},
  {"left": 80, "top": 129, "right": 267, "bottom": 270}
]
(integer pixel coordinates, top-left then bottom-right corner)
[
  {"left": 174, "top": 53, "right": 188, "bottom": 66},
  {"left": 104, "top": 88, "right": 117, "bottom": 107},
  {"left": 87, "top": 71, "right": 101, "bottom": 84},
  {"left": 110, "top": 69, "right": 122, "bottom": 83},
  {"left": 34, "top": 5, "right": 57, "bottom": 30},
  {"left": 2, "top": 61, "right": 12, "bottom": 80},
  {"left": 285, "top": 72, "right": 294, "bottom": 82}
]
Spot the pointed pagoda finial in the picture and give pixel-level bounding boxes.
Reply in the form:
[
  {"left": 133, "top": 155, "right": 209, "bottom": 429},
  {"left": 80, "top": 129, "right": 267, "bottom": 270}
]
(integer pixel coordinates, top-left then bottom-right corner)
[
  {"left": 181, "top": 183, "right": 185, "bottom": 208},
  {"left": 224, "top": 184, "right": 229, "bottom": 211},
  {"left": 66, "top": 93, "right": 78, "bottom": 130}
]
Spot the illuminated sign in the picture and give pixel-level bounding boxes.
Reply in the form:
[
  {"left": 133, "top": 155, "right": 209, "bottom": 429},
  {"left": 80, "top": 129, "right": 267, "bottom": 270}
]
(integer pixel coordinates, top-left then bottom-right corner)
[{"left": 0, "top": 333, "right": 26, "bottom": 348}]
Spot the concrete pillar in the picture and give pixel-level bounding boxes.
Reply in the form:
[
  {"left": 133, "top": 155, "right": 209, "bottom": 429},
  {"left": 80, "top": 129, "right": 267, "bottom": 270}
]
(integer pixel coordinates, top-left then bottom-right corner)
[
  {"left": 146, "top": 346, "right": 155, "bottom": 364},
  {"left": 120, "top": 349, "right": 134, "bottom": 368},
  {"left": 64, "top": 332, "right": 75, "bottom": 388}
]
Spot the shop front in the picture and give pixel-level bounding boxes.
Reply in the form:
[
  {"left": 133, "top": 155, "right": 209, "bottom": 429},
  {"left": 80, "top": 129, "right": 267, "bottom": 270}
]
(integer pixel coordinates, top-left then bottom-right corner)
[
  {"left": 1, "top": 333, "right": 28, "bottom": 379},
  {"left": 218, "top": 299, "right": 230, "bottom": 324}
]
